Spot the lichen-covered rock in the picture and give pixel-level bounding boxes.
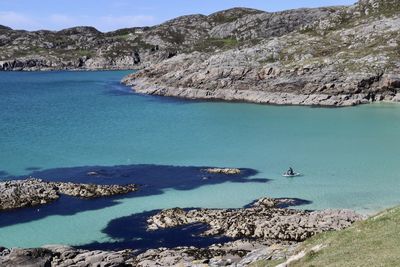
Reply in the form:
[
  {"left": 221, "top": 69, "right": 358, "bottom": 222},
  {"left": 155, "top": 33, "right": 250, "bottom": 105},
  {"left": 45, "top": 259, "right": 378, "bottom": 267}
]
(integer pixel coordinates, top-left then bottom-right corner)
[
  {"left": 147, "top": 198, "right": 364, "bottom": 242},
  {"left": 50, "top": 182, "right": 137, "bottom": 198},
  {"left": 0, "top": 179, "right": 59, "bottom": 211},
  {"left": 0, "top": 245, "right": 133, "bottom": 267},
  {"left": 0, "top": 178, "right": 138, "bottom": 211},
  {"left": 204, "top": 168, "right": 241, "bottom": 175}
]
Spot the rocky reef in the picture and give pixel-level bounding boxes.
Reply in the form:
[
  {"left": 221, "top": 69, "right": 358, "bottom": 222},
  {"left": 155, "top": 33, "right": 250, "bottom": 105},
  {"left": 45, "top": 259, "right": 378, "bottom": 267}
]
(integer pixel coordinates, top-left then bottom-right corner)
[
  {"left": 0, "top": 197, "right": 364, "bottom": 266},
  {"left": 147, "top": 197, "right": 363, "bottom": 241},
  {"left": 0, "top": 178, "right": 137, "bottom": 211},
  {"left": 204, "top": 168, "right": 241, "bottom": 175}
]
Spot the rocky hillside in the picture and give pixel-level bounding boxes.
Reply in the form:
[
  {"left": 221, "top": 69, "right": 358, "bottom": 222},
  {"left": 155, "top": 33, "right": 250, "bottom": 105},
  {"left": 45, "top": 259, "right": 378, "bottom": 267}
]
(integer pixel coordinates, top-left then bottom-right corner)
[
  {"left": 0, "top": 6, "right": 337, "bottom": 71},
  {"left": 123, "top": 0, "right": 400, "bottom": 106},
  {"left": 1, "top": 0, "right": 399, "bottom": 106}
]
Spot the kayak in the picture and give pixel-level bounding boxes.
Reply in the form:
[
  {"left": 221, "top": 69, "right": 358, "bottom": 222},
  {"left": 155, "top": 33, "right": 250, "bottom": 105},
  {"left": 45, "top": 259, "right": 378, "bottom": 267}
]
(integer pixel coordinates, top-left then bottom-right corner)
[{"left": 282, "top": 172, "right": 301, "bottom": 177}]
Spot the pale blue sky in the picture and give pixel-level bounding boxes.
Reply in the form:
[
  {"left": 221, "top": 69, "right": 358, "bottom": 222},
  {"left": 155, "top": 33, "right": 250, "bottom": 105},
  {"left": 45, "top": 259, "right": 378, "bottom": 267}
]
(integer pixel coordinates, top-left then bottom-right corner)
[{"left": 0, "top": 0, "right": 356, "bottom": 32}]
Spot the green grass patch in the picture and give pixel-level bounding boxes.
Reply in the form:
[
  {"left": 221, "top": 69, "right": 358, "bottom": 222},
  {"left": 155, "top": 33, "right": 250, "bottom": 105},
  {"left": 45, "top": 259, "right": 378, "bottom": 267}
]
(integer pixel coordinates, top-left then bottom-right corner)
[
  {"left": 289, "top": 207, "right": 400, "bottom": 267},
  {"left": 192, "top": 37, "right": 239, "bottom": 52}
]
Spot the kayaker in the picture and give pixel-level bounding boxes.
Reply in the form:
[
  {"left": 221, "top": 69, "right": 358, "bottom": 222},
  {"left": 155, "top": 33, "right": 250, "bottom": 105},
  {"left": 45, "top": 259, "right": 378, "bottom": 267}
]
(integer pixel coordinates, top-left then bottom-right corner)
[{"left": 287, "top": 167, "right": 294, "bottom": 176}]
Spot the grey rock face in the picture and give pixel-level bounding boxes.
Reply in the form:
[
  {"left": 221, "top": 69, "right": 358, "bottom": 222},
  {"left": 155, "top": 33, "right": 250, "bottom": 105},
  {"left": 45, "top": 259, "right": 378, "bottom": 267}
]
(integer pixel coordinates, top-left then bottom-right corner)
[
  {"left": 50, "top": 181, "right": 137, "bottom": 199},
  {"left": 147, "top": 197, "right": 364, "bottom": 241},
  {"left": 0, "top": 246, "right": 133, "bottom": 267},
  {"left": 0, "top": 179, "right": 60, "bottom": 211},
  {"left": 0, "top": 248, "right": 53, "bottom": 267},
  {"left": 209, "top": 7, "right": 339, "bottom": 40},
  {"left": 0, "top": 178, "right": 138, "bottom": 211}
]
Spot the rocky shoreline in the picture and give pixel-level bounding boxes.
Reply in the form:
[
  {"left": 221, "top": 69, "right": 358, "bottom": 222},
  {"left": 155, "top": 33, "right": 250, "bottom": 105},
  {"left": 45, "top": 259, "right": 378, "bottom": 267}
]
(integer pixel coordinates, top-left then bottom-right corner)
[
  {"left": 123, "top": 78, "right": 387, "bottom": 107},
  {"left": 0, "top": 241, "right": 296, "bottom": 267},
  {"left": 0, "top": 197, "right": 364, "bottom": 266},
  {"left": 1, "top": 0, "right": 399, "bottom": 107},
  {"left": 120, "top": 0, "right": 400, "bottom": 107},
  {"left": 0, "top": 178, "right": 138, "bottom": 211}
]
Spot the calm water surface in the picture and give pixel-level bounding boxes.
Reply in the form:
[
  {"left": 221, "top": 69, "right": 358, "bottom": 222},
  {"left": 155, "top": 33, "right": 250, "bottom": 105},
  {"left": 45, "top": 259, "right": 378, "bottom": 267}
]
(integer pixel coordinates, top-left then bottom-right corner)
[{"left": 1, "top": 71, "right": 400, "bottom": 248}]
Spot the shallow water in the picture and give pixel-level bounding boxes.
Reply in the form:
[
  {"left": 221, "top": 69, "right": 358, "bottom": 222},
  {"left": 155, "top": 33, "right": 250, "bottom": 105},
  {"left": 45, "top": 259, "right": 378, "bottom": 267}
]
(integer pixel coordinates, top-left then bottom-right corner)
[{"left": 1, "top": 71, "right": 400, "bottom": 248}]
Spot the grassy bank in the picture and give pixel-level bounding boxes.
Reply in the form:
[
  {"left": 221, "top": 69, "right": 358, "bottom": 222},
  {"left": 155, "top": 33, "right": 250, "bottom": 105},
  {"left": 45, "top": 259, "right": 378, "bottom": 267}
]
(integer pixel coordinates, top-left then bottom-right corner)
[
  {"left": 253, "top": 206, "right": 400, "bottom": 266},
  {"left": 288, "top": 206, "right": 400, "bottom": 266}
]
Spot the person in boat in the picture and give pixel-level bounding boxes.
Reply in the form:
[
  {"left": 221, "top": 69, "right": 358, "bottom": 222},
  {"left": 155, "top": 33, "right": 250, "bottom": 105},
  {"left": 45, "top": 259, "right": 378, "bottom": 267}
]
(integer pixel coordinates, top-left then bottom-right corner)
[{"left": 287, "top": 167, "right": 294, "bottom": 176}]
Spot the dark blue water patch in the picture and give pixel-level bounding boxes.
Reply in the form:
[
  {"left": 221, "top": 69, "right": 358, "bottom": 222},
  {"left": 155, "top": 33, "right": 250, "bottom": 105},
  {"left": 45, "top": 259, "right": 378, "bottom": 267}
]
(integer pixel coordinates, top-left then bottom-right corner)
[
  {"left": 102, "top": 81, "right": 193, "bottom": 105},
  {"left": 78, "top": 195, "right": 314, "bottom": 252},
  {"left": 0, "top": 194, "right": 130, "bottom": 228},
  {"left": 103, "top": 83, "right": 136, "bottom": 96},
  {"left": 0, "top": 164, "right": 268, "bottom": 228},
  {"left": 108, "top": 88, "right": 209, "bottom": 106},
  {"left": 0, "top": 170, "right": 9, "bottom": 177},
  {"left": 78, "top": 210, "right": 234, "bottom": 252},
  {"left": 21, "top": 164, "right": 263, "bottom": 191},
  {"left": 105, "top": 81, "right": 210, "bottom": 105},
  {"left": 25, "top": 167, "right": 42, "bottom": 171}
]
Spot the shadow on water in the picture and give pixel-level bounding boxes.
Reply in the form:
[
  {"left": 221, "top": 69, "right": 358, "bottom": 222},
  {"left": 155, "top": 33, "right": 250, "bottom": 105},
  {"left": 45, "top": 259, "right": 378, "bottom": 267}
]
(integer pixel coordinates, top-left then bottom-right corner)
[
  {"left": 104, "top": 83, "right": 136, "bottom": 96},
  {"left": 78, "top": 210, "right": 234, "bottom": 252},
  {"left": 25, "top": 167, "right": 42, "bottom": 171},
  {"left": 78, "top": 196, "right": 313, "bottom": 252},
  {"left": 103, "top": 82, "right": 207, "bottom": 105},
  {"left": 0, "top": 170, "right": 9, "bottom": 177},
  {"left": 0, "top": 164, "right": 269, "bottom": 228}
]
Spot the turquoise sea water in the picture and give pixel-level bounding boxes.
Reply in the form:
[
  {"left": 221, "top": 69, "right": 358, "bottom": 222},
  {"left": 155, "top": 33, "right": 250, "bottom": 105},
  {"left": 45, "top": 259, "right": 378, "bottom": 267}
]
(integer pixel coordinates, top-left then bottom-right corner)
[{"left": 1, "top": 71, "right": 400, "bottom": 248}]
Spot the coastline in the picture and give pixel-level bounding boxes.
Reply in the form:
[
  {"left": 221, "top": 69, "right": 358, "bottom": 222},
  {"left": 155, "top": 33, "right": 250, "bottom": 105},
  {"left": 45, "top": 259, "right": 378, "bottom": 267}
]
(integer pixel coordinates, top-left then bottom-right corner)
[
  {"left": 122, "top": 78, "right": 400, "bottom": 107},
  {"left": 0, "top": 190, "right": 364, "bottom": 266}
]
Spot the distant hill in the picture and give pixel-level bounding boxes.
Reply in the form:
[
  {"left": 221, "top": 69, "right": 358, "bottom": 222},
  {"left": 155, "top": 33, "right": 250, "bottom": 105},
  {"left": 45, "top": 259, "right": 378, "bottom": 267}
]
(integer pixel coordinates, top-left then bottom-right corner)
[
  {"left": 1, "top": 0, "right": 399, "bottom": 107},
  {"left": 0, "top": 25, "right": 11, "bottom": 31},
  {"left": 0, "top": 6, "right": 336, "bottom": 71}
]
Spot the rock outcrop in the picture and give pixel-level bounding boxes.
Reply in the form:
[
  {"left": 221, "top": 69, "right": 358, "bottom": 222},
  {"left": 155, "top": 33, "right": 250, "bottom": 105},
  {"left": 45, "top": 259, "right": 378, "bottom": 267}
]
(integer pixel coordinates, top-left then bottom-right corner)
[
  {"left": 50, "top": 181, "right": 137, "bottom": 199},
  {"left": 204, "top": 168, "right": 241, "bottom": 175},
  {"left": 0, "top": 245, "right": 133, "bottom": 267},
  {"left": 147, "top": 197, "right": 364, "bottom": 242},
  {"left": 0, "top": 178, "right": 137, "bottom": 211},
  {"left": 0, "top": 179, "right": 60, "bottom": 211}
]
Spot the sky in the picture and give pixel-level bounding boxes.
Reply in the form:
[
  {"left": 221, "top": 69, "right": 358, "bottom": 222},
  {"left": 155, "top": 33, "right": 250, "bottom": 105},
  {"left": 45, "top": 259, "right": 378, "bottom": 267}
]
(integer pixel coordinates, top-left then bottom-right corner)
[{"left": 0, "top": 0, "right": 357, "bottom": 32}]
